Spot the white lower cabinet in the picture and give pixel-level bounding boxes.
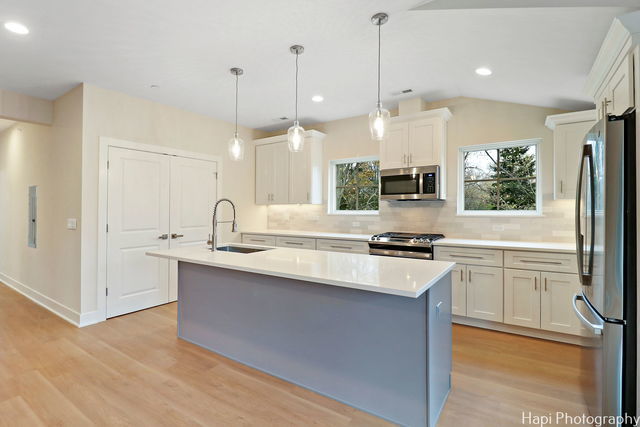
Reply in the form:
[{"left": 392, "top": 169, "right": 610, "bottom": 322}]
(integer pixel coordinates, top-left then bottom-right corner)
[
  {"left": 466, "top": 265, "right": 503, "bottom": 322},
  {"left": 504, "top": 269, "right": 541, "bottom": 329},
  {"left": 540, "top": 272, "right": 584, "bottom": 335},
  {"left": 450, "top": 264, "right": 467, "bottom": 316}
]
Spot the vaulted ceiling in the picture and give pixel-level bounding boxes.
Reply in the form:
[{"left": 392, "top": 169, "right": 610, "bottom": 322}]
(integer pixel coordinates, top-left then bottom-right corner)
[{"left": 0, "top": 1, "right": 635, "bottom": 130}]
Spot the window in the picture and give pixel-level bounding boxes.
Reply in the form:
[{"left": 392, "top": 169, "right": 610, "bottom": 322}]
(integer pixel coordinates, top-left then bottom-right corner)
[
  {"left": 329, "top": 157, "right": 380, "bottom": 214},
  {"left": 458, "top": 139, "right": 541, "bottom": 216}
]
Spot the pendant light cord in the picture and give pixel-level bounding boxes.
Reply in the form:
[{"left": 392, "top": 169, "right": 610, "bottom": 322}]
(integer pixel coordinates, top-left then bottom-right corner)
[
  {"left": 234, "top": 73, "right": 239, "bottom": 135},
  {"left": 295, "top": 51, "right": 299, "bottom": 123},
  {"left": 377, "top": 22, "right": 381, "bottom": 106}
]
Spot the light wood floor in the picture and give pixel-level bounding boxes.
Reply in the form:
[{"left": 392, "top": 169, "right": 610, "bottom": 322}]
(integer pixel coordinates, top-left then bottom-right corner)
[{"left": 0, "top": 282, "right": 589, "bottom": 426}]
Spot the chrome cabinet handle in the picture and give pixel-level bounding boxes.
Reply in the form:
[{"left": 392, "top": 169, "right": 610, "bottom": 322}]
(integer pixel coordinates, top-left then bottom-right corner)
[
  {"left": 409, "top": 153, "right": 412, "bottom": 164},
  {"left": 534, "top": 276, "right": 537, "bottom": 291},
  {"left": 468, "top": 269, "right": 472, "bottom": 282},
  {"left": 285, "top": 241, "right": 304, "bottom": 246},
  {"left": 449, "top": 254, "right": 484, "bottom": 260},
  {"left": 560, "top": 180, "right": 563, "bottom": 194},
  {"left": 520, "top": 259, "right": 563, "bottom": 265},
  {"left": 330, "top": 245, "right": 352, "bottom": 250},
  {"left": 250, "top": 239, "right": 266, "bottom": 242},
  {"left": 460, "top": 269, "right": 463, "bottom": 281},
  {"left": 158, "top": 234, "right": 169, "bottom": 240},
  {"left": 171, "top": 233, "right": 184, "bottom": 239},
  {"left": 544, "top": 277, "right": 548, "bottom": 292}
]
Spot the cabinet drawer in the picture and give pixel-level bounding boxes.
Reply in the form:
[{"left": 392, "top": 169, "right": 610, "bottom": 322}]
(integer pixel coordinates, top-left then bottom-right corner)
[
  {"left": 316, "top": 239, "right": 369, "bottom": 254},
  {"left": 504, "top": 251, "right": 577, "bottom": 274},
  {"left": 276, "top": 236, "right": 316, "bottom": 250},
  {"left": 241, "top": 234, "right": 276, "bottom": 246},
  {"left": 434, "top": 246, "right": 503, "bottom": 267}
]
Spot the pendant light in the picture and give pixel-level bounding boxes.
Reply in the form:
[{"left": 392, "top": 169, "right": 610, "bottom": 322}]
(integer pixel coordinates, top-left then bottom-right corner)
[
  {"left": 228, "top": 67, "right": 245, "bottom": 161},
  {"left": 287, "top": 45, "right": 305, "bottom": 152},
  {"left": 369, "top": 13, "right": 390, "bottom": 141}
]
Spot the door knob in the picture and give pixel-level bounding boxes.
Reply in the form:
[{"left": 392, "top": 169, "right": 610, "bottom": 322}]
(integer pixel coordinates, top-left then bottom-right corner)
[
  {"left": 171, "top": 233, "right": 184, "bottom": 239},
  {"left": 158, "top": 234, "right": 169, "bottom": 240}
]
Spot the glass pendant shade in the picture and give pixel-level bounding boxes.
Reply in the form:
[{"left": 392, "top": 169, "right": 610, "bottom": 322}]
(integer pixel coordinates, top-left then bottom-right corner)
[
  {"left": 287, "top": 121, "right": 305, "bottom": 152},
  {"left": 228, "top": 133, "right": 245, "bottom": 161},
  {"left": 369, "top": 104, "right": 390, "bottom": 141}
]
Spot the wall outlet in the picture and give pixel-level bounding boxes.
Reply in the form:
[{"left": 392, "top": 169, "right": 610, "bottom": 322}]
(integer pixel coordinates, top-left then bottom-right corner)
[{"left": 67, "top": 218, "right": 78, "bottom": 230}]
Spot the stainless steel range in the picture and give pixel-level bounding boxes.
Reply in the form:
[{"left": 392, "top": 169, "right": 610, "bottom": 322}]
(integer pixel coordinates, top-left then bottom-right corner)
[{"left": 368, "top": 232, "right": 444, "bottom": 260}]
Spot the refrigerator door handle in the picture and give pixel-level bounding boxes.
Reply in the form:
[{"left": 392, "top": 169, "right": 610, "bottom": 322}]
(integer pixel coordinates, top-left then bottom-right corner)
[
  {"left": 572, "top": 293, "right": 603, "bottom": 335},
  {"left": 575, "top": 143, "right": 596, "bottom": 287}
]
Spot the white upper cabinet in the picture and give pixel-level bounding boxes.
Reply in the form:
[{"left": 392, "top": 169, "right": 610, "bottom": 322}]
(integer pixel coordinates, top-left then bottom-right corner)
[
  {"left": 585, "top": 16, "right": 637, "bottom": 120},
  {"left": 254, "top": 130, "right": 325, "bottom": 205},
  {"left": 380, "top": 108, "right": 451, "bottom": 170},
  {"left": 380, "top": 108, "right": 451, "bottom": 200},
  {"left": 545, "top": 110, "right": 597, "bottom": 200}
]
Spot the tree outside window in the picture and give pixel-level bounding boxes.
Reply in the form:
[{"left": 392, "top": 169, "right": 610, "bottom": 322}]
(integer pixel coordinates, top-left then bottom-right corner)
[
  {"left": 330, "top": 158, "right": 380, "bottom": 213},
  {"left": 460, "top": 140, "right": 540, "bottom": 214}
]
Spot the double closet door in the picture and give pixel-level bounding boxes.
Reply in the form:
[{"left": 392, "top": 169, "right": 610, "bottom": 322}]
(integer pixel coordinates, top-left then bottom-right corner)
[{"left": 106, "top": 147, "right": 217, "bottom": 318}]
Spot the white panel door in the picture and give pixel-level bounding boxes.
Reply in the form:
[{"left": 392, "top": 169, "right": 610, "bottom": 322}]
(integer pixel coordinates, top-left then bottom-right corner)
[
  {"left": 466, "top": 265, "right": 503, "bottom": 322},
  {"left": 450, "top": 264, "right": 467, "bottom": 316},
  {"left": 554, "top": 121, "right": 593, "bottom": 199},
  {"left": 168, "top": 156, "right": 217, "bottom": 301},
  {"left": 504, "top": 269, "right": 540, "bottom": 328},
  {"left": 289, "top": 145, "right": 310, "bottom": 204},
  {"left": 380, "top": 122, "right": 408, "bottom": 169},
  {"left": 541, "top": 272, "right": 585, "bottom": 335},
  {"left": 107, "top": 148, "right": 170, "bottom": 318},
  {"left": 271, "top": 142, "right": 290, "bottom": 204},
  {"left": 408, "top": 117, "right": 440, "bottom": 167},
  {"left": 255, "top": 143, "right": 272, "bottom": 205}
]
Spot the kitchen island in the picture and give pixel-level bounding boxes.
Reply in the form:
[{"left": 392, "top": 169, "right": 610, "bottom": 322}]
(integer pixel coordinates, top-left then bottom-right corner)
[{"left": 147, "top": 245, "right": 455, "bottom": 427}]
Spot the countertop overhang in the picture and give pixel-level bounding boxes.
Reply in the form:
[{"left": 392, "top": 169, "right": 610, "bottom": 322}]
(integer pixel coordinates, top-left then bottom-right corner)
[{"left": 147, "top": 245, "right": 455, "bottom": 298}]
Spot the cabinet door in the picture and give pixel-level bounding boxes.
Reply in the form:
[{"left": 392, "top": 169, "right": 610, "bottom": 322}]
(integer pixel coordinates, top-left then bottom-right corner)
[
  {"left": 466, "top": 266, "right": 503, "bottom": 322},
  {"left": 271, "top": 142, "right": 290, "bottom": 204},
  {"left": 541, "top": 272, "right": 584, "bottom": 335},
  {"left": 289, "top": 145, "right": 311, "bottom": 204},
  {"left": 609, "top": 54, "right": 634, "bottom": 116},
  {"left": 554, "top": 121, "right": 594, "bottom": 199},
  {"left": 450, "top": 264, "right": 467, "bottom": 316},
  {"left": 504, "top": 269, "right": 541, "bottom": 328},
  {"left": 380, "top": 122, "right": 408, "bottom": 169},
  {"left": 408, "top": 117, "right": 442, "bottom": 167},
  {"left": 255, "top": 144, "right": 273, "bottom": 205}
]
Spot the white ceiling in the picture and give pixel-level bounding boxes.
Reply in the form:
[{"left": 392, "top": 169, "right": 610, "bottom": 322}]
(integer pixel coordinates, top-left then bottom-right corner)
[{"left": 0, "top": 1, "right": 635, "bottom": 131}]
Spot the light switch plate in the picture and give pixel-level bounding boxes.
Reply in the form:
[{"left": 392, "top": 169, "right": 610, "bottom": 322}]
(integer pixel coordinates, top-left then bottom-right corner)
[{"left": 67, "top": 218, "right": 77, "bottom": 230}]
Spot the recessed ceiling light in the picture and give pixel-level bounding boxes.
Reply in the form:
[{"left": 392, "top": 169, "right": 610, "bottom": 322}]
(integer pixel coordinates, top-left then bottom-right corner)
[
  {"left": 475, "top": 67, "right": 492, "bottom": 76},
  {"left": 150, "top": 84, "right": 159, "bottom": 89},
  {"left": 4, "top": 21, "right": 29, "bottom": 35},
  {"left": 311, "top": 95, "right": 324, "bottom": 103}
]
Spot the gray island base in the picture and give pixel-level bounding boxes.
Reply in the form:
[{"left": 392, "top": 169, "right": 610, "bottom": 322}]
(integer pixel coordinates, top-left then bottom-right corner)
[{"left": 177, "top": 262, "right": 452, "bottom": 427}]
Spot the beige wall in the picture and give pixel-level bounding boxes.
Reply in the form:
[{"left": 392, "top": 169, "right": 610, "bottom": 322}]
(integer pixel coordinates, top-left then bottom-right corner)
[
  {"left": 80, "top": 84, "right": 267, "bottom": 316},
  {"left": 0, "top": 85, "right": 83, "bottom": 318},
  {"left": 267, "top": 97, "right": 576, "bottom": 243}
]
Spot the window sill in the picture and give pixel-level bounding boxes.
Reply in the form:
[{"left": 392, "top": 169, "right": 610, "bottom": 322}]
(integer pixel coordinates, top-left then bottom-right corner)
[
  {"left": 327, "top": 210, "right": 379, "bottom": 216},
  {"left": 456, "top": 211, "right": 544, "bottom": 218}
]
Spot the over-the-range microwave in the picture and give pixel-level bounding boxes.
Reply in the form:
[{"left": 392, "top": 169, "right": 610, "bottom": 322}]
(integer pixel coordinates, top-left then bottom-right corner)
[{"left": 380, "top": 165, "right": 442, "bottom": 201}]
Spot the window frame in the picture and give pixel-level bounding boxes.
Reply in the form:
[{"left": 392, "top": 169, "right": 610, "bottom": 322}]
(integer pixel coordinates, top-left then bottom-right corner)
[
  {"left": 328, "top": 156, "right": 380, "bottom": 216},
  {"left": 457, "top": 138, "right": 543, "bottom": 217}
]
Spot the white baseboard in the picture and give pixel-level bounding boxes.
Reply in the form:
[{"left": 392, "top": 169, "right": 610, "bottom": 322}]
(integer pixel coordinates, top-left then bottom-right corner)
[
  {"left": 0, "top": 271, "right": 81, "bottom": 327},
  {"left": 453, "top": 315, "right": 589, "bottom": 346},
  {"left": 79, "top": 310, "right": 105, "bottom": 327}
]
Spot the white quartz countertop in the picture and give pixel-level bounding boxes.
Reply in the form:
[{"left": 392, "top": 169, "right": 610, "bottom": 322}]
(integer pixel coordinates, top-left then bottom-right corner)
[
  {"left": 147, "top": 245, "right": 455, "bottom": 298},
  {"left": 433, "top": 238, "right": 576, "bottom": 253},
  {"left": 241, "top": 229, "right": 372, "bottom": 241}
]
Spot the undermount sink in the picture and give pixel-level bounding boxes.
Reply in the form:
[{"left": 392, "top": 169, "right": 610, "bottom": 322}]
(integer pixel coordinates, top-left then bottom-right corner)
[{"left": 215, "top": 245, "right": 271, "bottom": 254}]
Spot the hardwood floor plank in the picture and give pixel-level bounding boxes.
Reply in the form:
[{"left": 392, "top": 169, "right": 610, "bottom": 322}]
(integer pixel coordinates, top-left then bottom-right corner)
[{"left": 0, "top": 282, "right": 589, "bottom": 426}]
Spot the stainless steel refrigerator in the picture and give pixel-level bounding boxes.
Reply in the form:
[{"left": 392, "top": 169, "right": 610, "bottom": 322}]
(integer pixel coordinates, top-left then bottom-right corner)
[{"left": 573, "top": 109, "right": 637, "bottom": 425}]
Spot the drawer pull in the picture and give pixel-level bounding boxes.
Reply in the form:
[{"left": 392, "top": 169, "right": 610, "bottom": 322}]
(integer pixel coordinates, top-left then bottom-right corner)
[
  {"left": 449, "top": 254, "right": 485, "bottom": 260},
  {"left": 329, "top": 245, "right": 353, "bottom": 250},
  {"left": 520, "top": 259, "right": 563, "bottom": 265},
  {"left": 250, "top": 239, "right": 266, "bottom": 242},
  {"left": 285, "top": 241, "right": 304, "bottom": 246}
]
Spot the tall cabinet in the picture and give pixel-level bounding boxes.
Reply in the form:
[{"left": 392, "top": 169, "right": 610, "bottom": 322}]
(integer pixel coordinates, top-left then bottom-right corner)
[
  {"left": 545, "top": 110, "right": 597, "bottom": 200},
  {"left": 254, "top": 130, "right": 325, "bottom": 205}
]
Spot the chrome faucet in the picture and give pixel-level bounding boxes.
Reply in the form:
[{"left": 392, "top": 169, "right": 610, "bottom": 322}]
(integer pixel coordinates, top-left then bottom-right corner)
[{"left": 209, "top": 198, "right": 238, "bottom": 251}]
